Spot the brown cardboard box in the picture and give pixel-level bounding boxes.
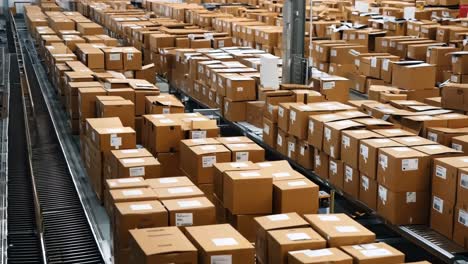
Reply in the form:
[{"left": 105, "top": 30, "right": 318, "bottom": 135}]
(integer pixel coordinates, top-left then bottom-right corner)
[
  {"left": 436, "top": 113, "right": 468, "bottom": 128},
  {"left": 343, "top": 164, "right": 360, "bottom": 199},
  {"left": 224, "top": 75, "right": 256, "bottom": 102},
  {"left": 287, "top": 247, "right": 353, "bottom": 264},
  {"left": 340, "top": 242, "right": 405, "bottom": 264},
  {"left": 377, "top": 147, "right": 430, "bottom": 192},
  {"left": 449, "top": 52, "right": 468, "bottom": 75},
  {"left": 122, "top": 47, "right": 143, "bottom": 70},
  {"left": 430, "top": 194, "right": 455, "bottom": 238},
  {"left": 114, "top": 156, "right": 161, "bottom": 179},
  {"left": 441, "top": 83, "right": 468, "bottom": 112},
  {"left": 391, "top": 136, "right": 437, "bottom": 147},
  {"left": 323, "top": 120, "right": 364, "bottom": 160},
  {"left": 391, "top": 62, "right": 436, "bottom": 90},
  {"left": 402, "top": 115, "right": 447, "bottom": 137},
  {"left": 303, "top": 214, "right": 375, "bottom": 247},
  {"left": 372, "top": 128, "right": 415, "bottom": 138},
  {"left": 102, "top": 47, "right": 123, "bottom": 70},
  {"left": 329, "top": 158, "right": 344, "bottom": 190},
  {"left": 308, "top": 113, "right": 347, "bottom": 151},
  {"left": 146, "top": 176, "right": 193, "bottom": 190},
  {"left": 267, "top": 228, "right": 326, "bottom": 264},
  {"left": 226, "top": 212, "right": 263, "bottom": 243},
  {"left": 224, "top": 98, "right": 246, "bottom": 122},
  {"left": 359, "top": 138, "right": 402, "bottom": 179},
  {"left": 185, "top": 224, "right": 254, "bottom": 263},
  {"left": 263, "top": 118, "right": 277, "bottom": 148},
  {"left": 453, "top": 205, "right": 468, "bottom": 248},
  {"left": 224, "top": 143, "right": 265, "bottom": 163},
  {"left": 145, "top": 94, "right": 184, "bottom": 115},
  {"left": 97, "top": 99, "right": 135, "bottom": 128},
  {"left": 105, "top": 177, "right": 149, "bottom": 214},
  {"left": 377, "top": 184, "right": 429, "bottom": 225},
  {"left": 77, "top": 22, "right": 104, "bottom": 35},
  {"left": 114, "top": 200, "right": 168, "bottom": 262},
  {"left": 314, "top": 149, "right": 329, "bottom": 180},
  {"left": 360, "top": 174, "right": 378, "bottom": 210},
  {"left": 223, "top": 170, "right": 272, "bottom": 214},
  {"left": 153, "top": 185, "right": 205, "bottom": 201},
  {"left": 286, "top": 136, "right": 298, "bottom": 161},
  {"left": 78, "top": 87, "right": 107, "bottom": 122},
  {"left": 433, "top": 157, "right": 468, "bottom": 204},
  {"left": 213, "top": 161, "right": 259, "bottom": 201},
  {"left": 254, "top": 213, "right": 310, "bottom": 264},
  {"left": 297, "top": 140, "right": 314, "bottom": 169},
  {"left": 161, "top": 197, "right": 216, "bottom": 227},
  {"left": 128, "top": 227, "right": 197, "bottom": 263},
  {"left": 143, "top": 115, "right": 182, "bottom": 153},
  {"left": 273, "top": 178, "right": 319, "bottom": 215},
  {"left": 277, "top": 103, "right": 296, "bottom": 132},
  {"left": 88, "top": 123, "right": 136, "bottom": 152},
  {"left": 342, "top": 130, "right": 383, "bottom": 170},
  {"left": 276, "top": 129, "right": 288, "bottom": 156},
  {"left": 179, "top": 140, "right": 231, "bottom": 184},
  {"left": 156, "top": 152, "right": 183, "bottom": 177}
]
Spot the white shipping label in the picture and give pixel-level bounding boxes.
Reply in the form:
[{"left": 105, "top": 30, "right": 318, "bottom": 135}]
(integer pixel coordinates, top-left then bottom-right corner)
[
  {"left": 378, "top": 185, "right": 387, "bottom": 204},
  {"left": 362, "top": 176, "right": 369, "bottom": 191},
  {"left": 379, "top": 154, "right": 388, "bottom": 170},
  {"left": 335, "top": 226, "right": 359, "bottom": 233},
  {"left": 433, "top": 196, "right": 444, "bottom": 213},
  {"left": 303, "top": 249, "right": 333, "bottom": 257},
  {"left": 461, "top": 173, "right": 468, "bottom": 189},
  {"left": 330, "top": 161, "right": 337, "bottom": 175},
  {"left": 117, "top": 178, "right": 141, "bottom": 183},
  {"left": 402, "top": 158, "right": 418, "bottom": 171},
  {"left": 360, "top": 145, "right": 369, "bottom": 162},
  {"left": 382, "top": 59, "right": 390, "bottom": 71},
  {"left": 210, "top": 255, "right": 232, "bottom": 264},
  {"left": 406, "top": 192, "right": 416, "bottom": 203},
  {"left": 342, "top": 136, "right": 350, "bottom": 148},
  {"left": 129, "top": 167, "right": 145, "bottom": 177},
  {"left": 263, "top": 124, "right": 270, "bottom": 135},
  {"left": 168, "top": 187, "right": 193, "bottom": 194},
  {"left": 178, "top": 200, "right": 202, "bottom": 208},
  {"left": 212, "top": 238, "right": 238, "bottom": 246},
  {"left": 273, "top": 172, "right": 291, "bottom": 178},
  {"left": 278, "top": 107, "right": 284, "bottom": 117},
  {"left": 110, "top": 134, "right": 122, "bottom": 149},
  {"left": 191, "top": 130, "right": 207, "bottom": 139},
  {"left": 290, "top": 111, "right": 297, "bottom": 122},
  {"left": 361, "top": 249, "right": 392, "bottom": 257},
  {"left": 288, "top": 180, "right": 307, "bottom": 187},
  {"left": 315, "top": 154, "right": 321, "bottom": 166},
  {"left": 121, "top": 149, "right": 139, "bottom": 154},
  {"left": 324, "top": 127, "right": 332, "bottom": 141},
  {"left": 130, "top": 204, "right": 152, "bottom": 211},
  {"left": 240, "top": 171, "right": 260, "bottom": 177},
  {"left": 122, "top": 158, "right": 145, "bottom": 164},
  {"left": 267, "top": 214, "right": 290, "bottom": 221},
  {"left": 459, "top": 209, "right": 468, "bottom": 226},
  {"left": 323, "top": 81, "right": 335, "bottom": 90},
  {"left": 309, "top": 120, "right": 314, "bottom": 133},
  {"left": 175, "top": 213, "right": 193, "bottom": 226},
  {"left": 235, "top": 152, "right": 249, "bottom": 162},
  {"left": 127, "top": 53, "right": 133, "bottom": 60},
  {"left": 159, "top": 178, "right": 178, "bottom": 184},
  {"left": 435, "top": 165, "right": 447, "bottom": 179},
  {"left": 331, "top": 50, "right": 337, "bottom": 57},
  {"left": 277, "top": 135, "right": 283, "bottom": 146},
  {"left": 300, "top": 146, "right": 305, "bottom": 156},
  {"left": 231, "top": 162, "right": 248, "bottom": 168},
  {"left": 452, "top": 143, "right": 462, "bottom": 151},
  {"left": 109, "top": 53, "right": 121, "bottom": 61},
  {"left": 162, "top": 108, "right": 170, "bottom": 114},
  {"left": 287, "top": 233, "right": 311, "bottom": 241},
  {"left": 345, "top": 166, "right": 353, "bottom": 182},
  {"left": 202, "top": 156, "right": 216, "bottom": 168},
  {"left": 122, "top": 189, "right": 143, "bottom": 196},
  {"left": 318, "top": 215, "right": 340, "bottom": 221},
  {"left": 428, "top": 132, "right": 438, "bottom": 142},
  {"left": 371, "top": 57, "right": 377, "bottom": 68}
]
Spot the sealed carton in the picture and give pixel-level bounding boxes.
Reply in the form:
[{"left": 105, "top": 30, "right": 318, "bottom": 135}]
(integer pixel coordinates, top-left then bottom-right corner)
[
  {"left": 343, "top": 164, "right": 360, "bottom": 199},
  {"left": 156, "top": 152, "right": 183, "bottom": 177},
  {"left": 97, "top": 99, "right": 135, "bottom": 128},
  {"left": 143, "top": 115, "right": 182, "bottom": 153},
  {"left": 213, "top": 161, "right": 259, "bottom": 201},
  {"left": 162, "top": 197, "right": 216, "bottom": 227},
  {"left": 224, "top": 143, "right": 265, "bottom": 163},
  {"left": 323, "top": 120, "right": 364, "bottom": 159},
  {"left": 297, "top": 140, "right": 314, "bottom": 169},
  {"left": 263, "top": 118, "right": 277, "bottom": 148},
  {"left": 378, "top": 184, "right": 429, "bottom": 225},
  {"left": 342, "top": 130, "right": 382, "bottom": 169},
  {"left": 441, "top": 83, "right": 468, "bottom": 111},
  {"left": 340, "top": 242, "right": 405, "bottom": 264},
  {"left": 273, "top": 178, "right": 319, "bottom": 215},
  {"left": 377, "top": 147, "right": 431, "bottom": 192},
  {"left": 303, "top": 214, "right": 375, "bottom": 247},
  {"left": 392, "top": 62, "right": 436, "bottom": 90},
  {"left": 185, "top": 224, "right": 255, "bottom": 263},
  {"left": 145, "top": 94, "right": 184, "bottom": 114},
  {"left": 359, "top": 138, "right": 403, "bottom": 179},
  {"left": 267, "top": 228, "right": 326, "bottom": 264},
  {"left": 254, "top": 213, "right": 309, "bottom": 264},
  {"left": 128, "top": 227, "right": 197, "bottom": 263},
  {"left": 288, "top": 247, "right": 353, "bottom": 264},
  {"left": 226, "top": 212, "right": 263, "bottom": 242},
  {"left": 115, "top": 156, "right": 161, "bottom": 179},
  {"left": 105, "top": 177, "right": 149, "bottom": 214},
  {"left": 329, "top": 158, "right": 344, "bottom": 189},
  {"left": 360, "top": 174, "right": 378, "bottom": 210},
  {"left": 314, "top": 149, "right": 329, "bottom": 179},
  {"left": 453, "top": 206, "right": 468, "bottom": 248},
  {"left": 223, "top": 170, "right": 272, "bottom": 214}
]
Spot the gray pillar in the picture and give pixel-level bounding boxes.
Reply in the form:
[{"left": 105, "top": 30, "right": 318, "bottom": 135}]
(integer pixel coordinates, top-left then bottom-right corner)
[{"left": 282, "top": 0, "right": 306, "bottom": 84}]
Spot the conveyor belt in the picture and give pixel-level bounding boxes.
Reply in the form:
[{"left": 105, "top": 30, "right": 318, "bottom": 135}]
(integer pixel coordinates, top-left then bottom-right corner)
[{"left": 7, "top": 14, "right": 105, "bottom": 264}]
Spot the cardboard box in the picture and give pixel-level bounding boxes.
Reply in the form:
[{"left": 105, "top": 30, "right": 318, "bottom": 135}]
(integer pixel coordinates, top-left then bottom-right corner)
[
  {"left": 377, "top": 147, "right": 430, "bottom": 192},
  {"left": 297, "top": 140, "right": 314, "bottom": 169},
  {"left": 308, "top": 113, "right": 347, "bottom": 151},
  {"left": 114, "top": 200, "right": 168, "bottom": 259},
  {"left": 114, "top": 156, "right": 161, "bottom": 179},
  {"left": 303, "top": 214, "right": 375, "bottom": 247},
  {"left": 88, "top": 122, "right": 136, "bottom": 152},
  {"left": 430, "top": 194, "right": 455, "bottom": 238},
  {"left": 449, "top": 52, "right": 468, "bottom": 75},
  {"left": 128, "top": 227, "right": 197, "bottom": 263},
  {"left": 179, "top": 140, "right": 231, "bottom": 184},
  {"left": 161, "top": 197, "right": 216, "bottom": 227},
  {"left": 378, "top": 185, "right": 429, "bottom": 225},
  {"left": 342, "top": 130, "right": 382, "bottom": 170},
  {"left": 104, "top": 177, "right": 149, "bottom": 214},
  {"left": 314, "top": 149, "right": 329, "bottom": 180},
  {"left": 102, "top": 47, "right": 123, "bottom": 70},
  {"left": 223, "top": 170, "right": 272, "bottom": 214},
  {"left": 97, "top": 99, "right": 135, "bottom": 128},
  {"left": 340, "top": 242, "right": 405, "bottom": 264},
  {"left": 360, "top": 174, "right": 378, "bottom": 210},
  {"left": 343, "top": 164, "right": 360, "bottom": 199},
  {"left": 391, "top": 62, "right": 436, "bottom": 90},
  {"left": 153, "top": 185, "right": 205, "bottom": 201},
  {"left": 273, "top": 178, "right": 319, "bottom": 215},
  {"left": 224, "top": 143, "right": 265, "bottom": 163},
  {"left": 213, "top": 161, "right": 259, "bottom": 202},
  {"left": 433, "top": 157, "right": 468, "bottom": 205},
  {"left": 267, "top": 228, "right": 326, "bottom": 264},
  {"left": 143, "top": 116, "right": 182, "bottom": 153},
  {"left": 329, "top": 158, "right": 344, "bottom": 190},
  {"left": 156, "top": 152, "right": 183, "bottom": 177},
  {"left": 146, "top": 177, "right": 193, "bottom": 190},
  {"left": 224, "top": 98, "right": 246, "bottom": 122},
  {"left": 453, "top": 205, "right": 468, "bottom": 248},
  {"left": 224, "top": 75, "right": 256, "bottom": 102},
  {"left": 145, "top": 94, "right": 184, "bottom": 115},
  {"left": 254, "top": 213, "right": 310, "bottom": 264},
  {"left": 323, "top": 120, "right": 364, "bottom": 160},
  {"left": 122, "top": 47, "right": 143, "bottom": 70},
  {"left": 287, "top": 248, "right": 353, "bottom": 264},
  {"left": 359, "top": 138, "right": 403, "bottom": 179},
  {"left": 441, "top": 83, "right": 468, "bottom": 112},
  {"left": 263, "top": 118, "right": 277, "bottom": 148},
  {"left": 185, "top": 224, "right": 255, "bottom": 263}
]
